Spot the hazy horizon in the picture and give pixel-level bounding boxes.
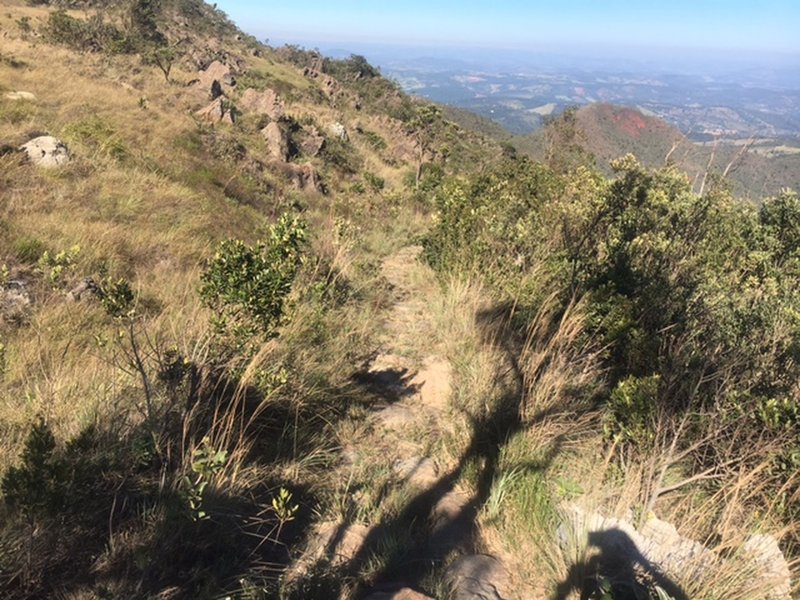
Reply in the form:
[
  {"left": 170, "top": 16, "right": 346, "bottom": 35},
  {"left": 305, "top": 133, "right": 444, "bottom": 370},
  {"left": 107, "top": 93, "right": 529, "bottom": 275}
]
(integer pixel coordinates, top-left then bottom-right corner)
[{"left": 215, "top": 0, "right": 800, "bottom": 56}]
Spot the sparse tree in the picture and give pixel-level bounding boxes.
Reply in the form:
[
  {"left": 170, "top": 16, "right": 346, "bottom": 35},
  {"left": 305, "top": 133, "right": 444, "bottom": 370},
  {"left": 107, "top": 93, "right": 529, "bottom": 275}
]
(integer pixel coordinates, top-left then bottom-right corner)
[{"left": 407, "top": 104, "right": 442, "bottom": 189}]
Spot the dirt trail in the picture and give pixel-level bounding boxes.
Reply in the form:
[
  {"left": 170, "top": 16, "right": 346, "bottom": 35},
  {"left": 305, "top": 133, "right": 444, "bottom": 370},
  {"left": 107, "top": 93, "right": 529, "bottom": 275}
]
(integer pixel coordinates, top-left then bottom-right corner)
[
  {"left": 288, "top": 246, "right": 515, "bottom": 600},
  {"left": 293, "top": 246, "right": 514, "bottom": 599}
]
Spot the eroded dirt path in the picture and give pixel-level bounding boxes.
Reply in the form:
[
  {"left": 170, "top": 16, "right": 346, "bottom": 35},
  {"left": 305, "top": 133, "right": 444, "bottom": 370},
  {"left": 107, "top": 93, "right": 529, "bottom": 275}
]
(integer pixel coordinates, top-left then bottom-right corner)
[{"left": 290, "top": 246, "right": 514, "bottom": 599}]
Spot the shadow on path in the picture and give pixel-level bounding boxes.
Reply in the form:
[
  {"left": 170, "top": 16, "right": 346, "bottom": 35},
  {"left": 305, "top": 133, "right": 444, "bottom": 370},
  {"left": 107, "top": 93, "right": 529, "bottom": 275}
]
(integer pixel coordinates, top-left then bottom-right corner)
[{"left": 553, "top": 528, "right": 689, "bottom": 600}]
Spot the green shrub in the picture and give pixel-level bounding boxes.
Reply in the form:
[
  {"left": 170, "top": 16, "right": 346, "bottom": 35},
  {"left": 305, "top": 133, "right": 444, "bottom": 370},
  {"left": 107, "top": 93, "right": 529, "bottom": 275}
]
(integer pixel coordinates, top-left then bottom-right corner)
[
  {"left": 44, "top": 9, "right": 125, "bottom": 53},
  {"left": 38, "top": 244, "right": 81, "bottom": 288},
  {"left": 1, "top": 418, "right": 66, "bottom": 520},
  {"left": 604, "top": 375, "right": 660, "bottom": 446},
  {"left": 321, "top": 137, "right": 361, "bottom": 175},
  {"left": 363, "top": 171, "right": 384, "bottom": 193},
  {"left": 200, "top": 213, "right": 306, "bottom": 342}
]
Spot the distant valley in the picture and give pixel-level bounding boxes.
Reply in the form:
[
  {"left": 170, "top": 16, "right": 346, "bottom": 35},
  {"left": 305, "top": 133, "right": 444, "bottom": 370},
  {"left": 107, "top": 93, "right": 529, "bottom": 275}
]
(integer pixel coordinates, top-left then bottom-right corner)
[{"left": 359, "top": 49, "right": 800, "bottom": 158}]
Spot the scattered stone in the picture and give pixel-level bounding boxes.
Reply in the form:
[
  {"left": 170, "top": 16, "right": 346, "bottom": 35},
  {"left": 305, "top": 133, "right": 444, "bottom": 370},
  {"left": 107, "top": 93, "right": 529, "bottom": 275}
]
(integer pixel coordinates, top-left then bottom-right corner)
[
  {"left": 4, "top": 91, "right": 36, "bottom": 101},
  {"left": 270, "top": 160, "right": 321, "bottom": 192},
  {"left": 194, "top": 98, "right": 235, "bottom": 124},
  {"left": 362, "top": 587, "right": 435, "bottom": 600},
  {"left": 67, "top": 277, "right": 99, "bottom": 302},
  {"left": 446, "top": 555, "right": 512, "bottom": 600},
  {"left": 429, "top": 489, "right": 475, "bottom": 553},
  {"left": 373, "top": 403, "right": 417, "bottom": 429},
  {"left": 0, "top": 280, "right": 30, "bottom": 322},
  {"left": 393, "top": 456, "right": 438, "bottom": 489},
  {"left": 299, "top": 125, "right": 325, "bottom": 157},
  {"left": 239, "top": 87, "right": 284, "bottom": 120},
  {"left": 742, "top": 534, "right": 792, "bottom": 600},
  {"left": 329, "top": 121, "right": 349, "bottom": 141},
  {"left": 19, "top": 136, "right": 70, "bottom": 168},
  {"left": 262, "top": 121, "right": 289, "bottom": 161}
]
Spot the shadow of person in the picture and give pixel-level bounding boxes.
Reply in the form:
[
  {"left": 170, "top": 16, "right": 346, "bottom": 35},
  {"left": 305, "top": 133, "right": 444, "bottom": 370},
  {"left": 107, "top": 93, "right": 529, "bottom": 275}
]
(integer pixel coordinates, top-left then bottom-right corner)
[{"left": 553, "top": 528, "right": 688, "bottom": 600}]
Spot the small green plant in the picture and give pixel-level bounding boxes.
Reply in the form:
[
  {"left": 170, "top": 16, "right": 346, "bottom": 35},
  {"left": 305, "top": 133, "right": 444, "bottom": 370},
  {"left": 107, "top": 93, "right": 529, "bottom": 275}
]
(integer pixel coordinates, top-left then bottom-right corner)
[
  {"left": 1, "top": 417, "right": 67, "bottom": 521},
  {"left": 38, "top": 244, "right": 81, "bottom": 288},
  {"left": 603, "top": 374, "right": 660, "bottom": 447},
  {"left": 181, "top": 437, "right": 228, "bottom": 521},
  {"left": 14, "top": 236, "right": 45, "bottom": 263},
  {"left": 16, "top": 16, "right": 32, "bottom": 37},
  {"left": 98, "top": 277, "right": 135, "bottom": 319},
  {"left": 271, "top": 486, "right": 299, "bottom": 539},
  {"left": 363, "top": 171, "right": 385, "bottom": 194}
]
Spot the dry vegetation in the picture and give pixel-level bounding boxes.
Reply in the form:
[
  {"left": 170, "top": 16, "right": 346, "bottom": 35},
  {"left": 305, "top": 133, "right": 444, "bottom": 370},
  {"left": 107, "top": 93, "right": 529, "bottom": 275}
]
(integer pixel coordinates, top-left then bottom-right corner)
[{"left": 0, "top": 2, "right": 797, "bottom": 600}]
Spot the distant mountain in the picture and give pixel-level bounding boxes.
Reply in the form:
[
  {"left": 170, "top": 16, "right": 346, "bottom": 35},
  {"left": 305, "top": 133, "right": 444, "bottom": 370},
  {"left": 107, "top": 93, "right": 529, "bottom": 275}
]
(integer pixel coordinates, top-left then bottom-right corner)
[{"left": 514, "top": 103, "right": 800, "bottom": 199}]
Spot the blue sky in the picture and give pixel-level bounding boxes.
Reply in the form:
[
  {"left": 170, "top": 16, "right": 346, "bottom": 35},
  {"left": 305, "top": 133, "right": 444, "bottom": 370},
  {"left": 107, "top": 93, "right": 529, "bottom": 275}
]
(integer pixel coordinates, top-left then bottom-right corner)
[{"left": 215, "top": 1, "right": 799, "bottom": 54}]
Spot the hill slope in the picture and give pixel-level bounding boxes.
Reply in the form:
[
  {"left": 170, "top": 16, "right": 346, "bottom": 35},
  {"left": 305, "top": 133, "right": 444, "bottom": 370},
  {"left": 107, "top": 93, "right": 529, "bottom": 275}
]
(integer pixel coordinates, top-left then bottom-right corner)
[
  {"left": 514, "top": 102, "right": 800, "bottom": 199},
  {"left": 0, "top": 2, "right": 797, "bottom": 600}
]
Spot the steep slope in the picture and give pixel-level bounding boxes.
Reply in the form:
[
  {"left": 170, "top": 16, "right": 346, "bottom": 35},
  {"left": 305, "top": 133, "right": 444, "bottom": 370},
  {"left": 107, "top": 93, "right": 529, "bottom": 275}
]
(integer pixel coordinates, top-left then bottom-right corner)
[{"left": 0, "top": 1, "right": 505, "bottom": 598}]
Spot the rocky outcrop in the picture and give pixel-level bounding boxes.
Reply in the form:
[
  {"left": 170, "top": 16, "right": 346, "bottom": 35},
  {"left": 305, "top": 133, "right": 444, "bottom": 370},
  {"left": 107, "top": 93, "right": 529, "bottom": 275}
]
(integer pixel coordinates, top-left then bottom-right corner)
[
  {"left": 302, "top": 58, "right": 340, "bottom": 101},
  {"left": 19, "top": 136, "right": 70, "bottom": 168},
  {"left": 271, "top": 160, "right": 321, "bottom": 192},
  {"left": 742, "top": 534, "right": 792, "bottom": 600},
  {"left": 298, "top": 125, "right": 325, "bottom": 157},
  {"left": 195, "top": 60, "right": 236, "bottom": 99},
  {"left": 328, "top": 121, "right": 349, "bottom": 141},
  {"left": 559, "top": 505, "right": 793, "bottom": 600},
  {"left": 262, "top": 121, "right": 289, "bottom": 161},
  {"left": 195, "top": 98, "right": 235, "bottom": 124},
  {"left": 238, "top": 88, "right": 284, "bottom": 120}
]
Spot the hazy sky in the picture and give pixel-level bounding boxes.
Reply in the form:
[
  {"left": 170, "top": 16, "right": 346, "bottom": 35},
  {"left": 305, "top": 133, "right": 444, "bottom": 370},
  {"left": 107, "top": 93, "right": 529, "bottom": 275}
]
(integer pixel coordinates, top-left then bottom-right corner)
[{"left": 214, "top": 0, "right": 799, "bottom": 54}]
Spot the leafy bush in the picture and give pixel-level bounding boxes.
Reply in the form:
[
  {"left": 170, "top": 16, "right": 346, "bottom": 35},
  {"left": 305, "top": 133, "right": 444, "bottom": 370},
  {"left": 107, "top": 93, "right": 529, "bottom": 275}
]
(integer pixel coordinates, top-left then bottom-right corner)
[
  {"left": 423, "top": 155, "right": 800, "bottom": 475},
  {"left": 321, "top": 137, "right": 361, "bottom": 175},
  {"left": 44, "top": 9, "right": 127, "bottom": 53},
  {"left": 200, "top": 214, "right": 306, "bottom": 342}
]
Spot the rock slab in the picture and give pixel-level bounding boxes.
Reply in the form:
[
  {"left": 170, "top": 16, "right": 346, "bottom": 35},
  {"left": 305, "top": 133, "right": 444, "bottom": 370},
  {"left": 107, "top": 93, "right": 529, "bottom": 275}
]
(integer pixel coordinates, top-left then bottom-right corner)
[
  {"left": 19, "top": 136, "right": 70, "bottom": 168},
  {"left": 239, "top": 87, "right": 284, "bottom": 120},
  {"left": 447, "top": 555, "right": 512, "bottom": 600}
]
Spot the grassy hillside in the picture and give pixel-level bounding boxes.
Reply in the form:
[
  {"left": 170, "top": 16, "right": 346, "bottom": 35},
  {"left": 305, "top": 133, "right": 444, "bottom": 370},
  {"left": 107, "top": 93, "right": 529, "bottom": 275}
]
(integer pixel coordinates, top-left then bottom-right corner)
[{"left": 0, "top": 2, "right": 797, "bottom": 600}]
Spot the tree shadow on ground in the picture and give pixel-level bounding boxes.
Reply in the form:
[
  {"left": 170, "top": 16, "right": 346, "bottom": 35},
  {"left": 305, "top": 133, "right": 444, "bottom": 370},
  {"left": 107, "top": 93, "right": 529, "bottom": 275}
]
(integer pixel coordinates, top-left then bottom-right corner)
[
  {"left": 291, "top": 301, "right": 597, "bottom": 598},
  {"left": 0, "top": 357, "right": 381, "bottom": 600},
  {"left": 553, "top": 528, "right": 689, "bottom": 600}
]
